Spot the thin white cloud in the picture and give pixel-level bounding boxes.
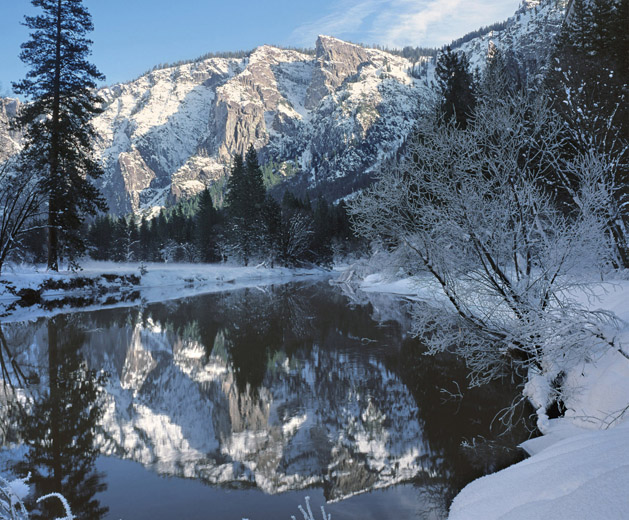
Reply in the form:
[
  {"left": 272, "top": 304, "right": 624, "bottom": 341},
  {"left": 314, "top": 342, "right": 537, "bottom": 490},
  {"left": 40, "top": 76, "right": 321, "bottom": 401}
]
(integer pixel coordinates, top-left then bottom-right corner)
[
  {"left": 289, "top": 0, "right": 387, "bottom": 46},
  {"left": 290, "top": 0, "right": 521, "bottom": 49}
]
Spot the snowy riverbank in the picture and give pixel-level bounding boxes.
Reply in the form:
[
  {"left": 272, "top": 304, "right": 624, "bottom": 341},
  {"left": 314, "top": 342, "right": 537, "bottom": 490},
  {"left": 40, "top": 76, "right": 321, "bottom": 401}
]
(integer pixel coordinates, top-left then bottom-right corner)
[
  {"left": 352, "top": 270, "right": 629, "bottom": 519},
  {"left": 0, "top": 261, "right": 330, "bottom": 322}
]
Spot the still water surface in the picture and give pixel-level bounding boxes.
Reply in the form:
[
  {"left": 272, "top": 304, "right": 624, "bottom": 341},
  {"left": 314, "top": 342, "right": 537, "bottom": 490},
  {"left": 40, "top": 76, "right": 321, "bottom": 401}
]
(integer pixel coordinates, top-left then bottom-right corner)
[{"left": 0, "top": 281, "right": 530, "bottom": 519}]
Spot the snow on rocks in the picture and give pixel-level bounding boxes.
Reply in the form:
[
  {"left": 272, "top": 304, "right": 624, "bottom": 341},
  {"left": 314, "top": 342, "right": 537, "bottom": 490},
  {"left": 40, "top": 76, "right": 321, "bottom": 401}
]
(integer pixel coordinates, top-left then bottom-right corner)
[{"left": 0, "top": 261, "right": 330, "bottom": 322}]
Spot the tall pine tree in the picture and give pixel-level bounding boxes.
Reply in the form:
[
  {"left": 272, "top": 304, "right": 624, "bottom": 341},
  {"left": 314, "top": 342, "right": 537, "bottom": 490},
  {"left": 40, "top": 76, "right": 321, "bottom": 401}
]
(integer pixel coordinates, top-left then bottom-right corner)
[
  {"left": 434, "top": 46, "right": 476, "bottom": 129},
  {"left": 225, "top": 146, "right": 266, "bottom": 264},
  {"left": 13, "top": 0, "right": 106, "bottom": 271}
]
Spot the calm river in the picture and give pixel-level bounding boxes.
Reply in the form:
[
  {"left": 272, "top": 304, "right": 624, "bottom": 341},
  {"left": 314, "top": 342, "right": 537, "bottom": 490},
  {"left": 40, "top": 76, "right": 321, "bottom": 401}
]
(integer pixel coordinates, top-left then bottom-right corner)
[{"left": 0, "top": 280, "right": 531, "bottom": 519}]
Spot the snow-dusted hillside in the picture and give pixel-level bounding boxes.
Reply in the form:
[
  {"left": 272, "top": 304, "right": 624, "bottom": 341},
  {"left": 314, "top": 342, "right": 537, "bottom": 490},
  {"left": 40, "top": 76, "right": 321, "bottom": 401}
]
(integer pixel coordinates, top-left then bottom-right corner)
[
  {"left": 91, "top": 36, "right": 426, "bottom": 215},
  {"left": 456, "top": 0, "right": 568, "bottom": 75},
  {"left": 0, "top": 0, "right": 568, "bottom": 216}
]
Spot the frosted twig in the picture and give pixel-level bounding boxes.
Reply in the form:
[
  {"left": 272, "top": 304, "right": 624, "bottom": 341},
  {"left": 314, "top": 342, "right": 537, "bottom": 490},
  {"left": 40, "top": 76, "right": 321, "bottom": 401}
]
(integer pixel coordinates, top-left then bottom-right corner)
[{"left": 36, "top": 493, "right": 74, "bottom": 520}]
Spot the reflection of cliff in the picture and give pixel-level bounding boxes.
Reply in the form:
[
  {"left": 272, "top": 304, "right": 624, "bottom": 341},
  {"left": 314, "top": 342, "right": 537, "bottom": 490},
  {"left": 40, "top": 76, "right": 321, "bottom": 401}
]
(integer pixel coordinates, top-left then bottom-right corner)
[
  {"left": 0, "top": 282, "right": 529, "bottom": 509},
  {"left": 89, "top": 288, "right": 430, "bottom": 500},
  {"left": 1, "top": 283, "right": 433, "bottom": 501}
]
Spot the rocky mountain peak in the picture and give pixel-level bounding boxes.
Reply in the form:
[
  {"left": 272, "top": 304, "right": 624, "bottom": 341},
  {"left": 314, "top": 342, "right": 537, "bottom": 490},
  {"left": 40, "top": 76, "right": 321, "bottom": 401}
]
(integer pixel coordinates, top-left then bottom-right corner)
[
  {"left": 0, "top": 1, "right": 568, "bottom": 216},
  {"left": 305, "top": 35, "right": 373, "bottom": 110}
]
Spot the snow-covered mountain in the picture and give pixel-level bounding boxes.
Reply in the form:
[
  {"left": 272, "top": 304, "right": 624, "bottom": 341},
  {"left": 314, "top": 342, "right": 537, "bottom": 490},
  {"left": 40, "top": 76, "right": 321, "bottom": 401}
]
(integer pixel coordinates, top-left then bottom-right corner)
[
  {"left": 0, "top": 0, "right": 568, "bottom": 215},
  {"left": 92, "top": 36, "right": 425, "bottom": 215}
]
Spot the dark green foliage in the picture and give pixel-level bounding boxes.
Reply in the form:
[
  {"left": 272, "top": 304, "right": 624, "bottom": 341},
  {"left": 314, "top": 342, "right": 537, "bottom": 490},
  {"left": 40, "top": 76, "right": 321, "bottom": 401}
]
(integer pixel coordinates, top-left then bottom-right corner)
[
  {"left": 481, "top": 44, "right": 526, "bottom": 96},
  {"left": 84, "top": 150, "right": 359, "bottom": 266},
  {"left": 547, "top": 0, "right": 628, "bottom": 144},
  {"left": 87, "top": 215, "right": 139, "bottom": 261},
  {"left": 260, "top": 160, "right": 298, "bottom": 190},
  {"left": 13, "top": 0, "right": 107, "bottom": 270},
  {"left": 545, "top": 0, "right": 629, "bottom": 265},
  {"left": 311, "top": 196, "right": 333, "bottom": 265},
  {"left": 369, "top": 44, "right": 438, "bottom": 60},
  {"left": 434, "top": 46, "right": 477, "bottom": 128},
  {"left": 225, "top": 147, "right": 267, "bottom": 265},
  {"left": 195, "top": 189, "right": 220, "bottom": 262}
]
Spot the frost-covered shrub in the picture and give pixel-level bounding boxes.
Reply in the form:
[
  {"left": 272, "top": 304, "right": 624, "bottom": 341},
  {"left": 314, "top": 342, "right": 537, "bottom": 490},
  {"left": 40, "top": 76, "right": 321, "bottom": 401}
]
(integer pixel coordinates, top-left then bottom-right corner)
[
  {"left": 0, "top": 474, "right": 74, "bottom": 520},
  {"left": 349, "top": 87, "right": 621, "bottom": 397},
  {"left": 0, "top": 474, "right": 29, "bottom": 520}
]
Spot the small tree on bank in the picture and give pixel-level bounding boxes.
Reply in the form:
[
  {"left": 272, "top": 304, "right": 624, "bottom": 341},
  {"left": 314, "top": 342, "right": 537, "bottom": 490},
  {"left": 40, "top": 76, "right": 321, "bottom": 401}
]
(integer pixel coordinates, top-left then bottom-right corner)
[{"left": 13, "top": 0, "right": 106, "bottom": 271}]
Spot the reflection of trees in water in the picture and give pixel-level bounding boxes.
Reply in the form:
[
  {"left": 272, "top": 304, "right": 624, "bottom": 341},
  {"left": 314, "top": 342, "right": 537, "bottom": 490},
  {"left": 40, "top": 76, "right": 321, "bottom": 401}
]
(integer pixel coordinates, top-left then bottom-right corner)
[
  {"left": 2, "top": 281, "right": 534, "bottom": 514},
  {"left": 140, "top": 282, "right": 398, "bottom": 396},
  {"left": 395, "top": 336, "right": 535, "bottom": 515},
  {"left": 14, "top": 315, "right": 108, "bottom": 520},
  {"left": 0, "top": 323, "right": 30, "bottom": 445}
]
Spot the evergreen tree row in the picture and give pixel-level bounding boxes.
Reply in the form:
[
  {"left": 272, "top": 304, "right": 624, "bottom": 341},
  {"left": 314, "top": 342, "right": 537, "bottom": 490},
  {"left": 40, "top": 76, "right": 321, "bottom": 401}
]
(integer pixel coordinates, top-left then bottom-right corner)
[{"left": 86, "top": 145, "right": 357, "bottom": 266}]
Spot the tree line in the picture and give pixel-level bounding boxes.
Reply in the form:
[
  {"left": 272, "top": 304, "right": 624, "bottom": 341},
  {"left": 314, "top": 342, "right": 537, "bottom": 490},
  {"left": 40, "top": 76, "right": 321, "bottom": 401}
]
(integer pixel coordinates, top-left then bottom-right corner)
[
  {"left": 85, "top": 146, "right": 357, "bottom": 266},
  {"left": 0, "top": 0, "right": 362, "bottom": 273}
]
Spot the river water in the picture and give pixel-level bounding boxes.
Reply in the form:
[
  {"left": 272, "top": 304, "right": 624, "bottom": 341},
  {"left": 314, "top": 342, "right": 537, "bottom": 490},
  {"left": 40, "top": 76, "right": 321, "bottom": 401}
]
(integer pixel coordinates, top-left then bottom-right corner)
[{"left": 0, "top": 280, "right": 531, "bottom": 519}]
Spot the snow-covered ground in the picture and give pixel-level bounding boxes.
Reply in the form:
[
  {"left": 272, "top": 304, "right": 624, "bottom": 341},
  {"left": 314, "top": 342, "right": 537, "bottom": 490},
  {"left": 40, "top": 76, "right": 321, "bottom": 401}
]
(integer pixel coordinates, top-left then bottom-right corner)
[
  {"left": 0, "top": 261, "right": 330, "bottom": 322},
  {"left": 350, "top": 270, "right": 629, "bottom": 519}
]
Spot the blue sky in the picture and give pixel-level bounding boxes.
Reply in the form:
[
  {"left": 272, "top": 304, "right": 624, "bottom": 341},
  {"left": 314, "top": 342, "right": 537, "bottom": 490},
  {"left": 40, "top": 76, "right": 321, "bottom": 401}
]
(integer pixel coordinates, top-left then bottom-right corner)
[{"left": 0, "top": 0, "right": 521, "bottom": 95}]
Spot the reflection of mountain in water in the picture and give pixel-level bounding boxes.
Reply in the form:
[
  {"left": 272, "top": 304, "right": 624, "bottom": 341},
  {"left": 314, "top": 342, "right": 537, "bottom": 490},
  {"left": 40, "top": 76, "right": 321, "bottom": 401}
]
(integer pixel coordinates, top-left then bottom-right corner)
[
  {"left": 0, "top": 281, "right": 531, "bottom": 511},
  {"left": 89, "top": 284, "right": 428, "bottom": 501}
]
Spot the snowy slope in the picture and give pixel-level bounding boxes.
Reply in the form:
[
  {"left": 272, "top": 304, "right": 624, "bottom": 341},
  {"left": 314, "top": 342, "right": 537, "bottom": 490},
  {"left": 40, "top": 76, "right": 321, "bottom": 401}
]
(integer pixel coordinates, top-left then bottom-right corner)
[
  {"left": 449, "top": 421, "right": 629, "bottom": 519},
  {"left": 456, "top": 0, "right": 568, "bottom": 74},
  {"left": 0, "top": 1, "right": 568, "bottom": 216},
  {"left": 91, "top": 37, "right": 427, "bottom": 215}
]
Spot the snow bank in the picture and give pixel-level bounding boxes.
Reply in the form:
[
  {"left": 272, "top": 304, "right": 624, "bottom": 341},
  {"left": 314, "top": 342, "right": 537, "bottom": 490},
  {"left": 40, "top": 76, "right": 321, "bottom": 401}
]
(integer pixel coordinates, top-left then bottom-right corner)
[
  {"left": 449, "top": 421, "right": 629, "bottom": 520},
  {"left": 0, "top": 261, "right": 330, "bottom": 322}
]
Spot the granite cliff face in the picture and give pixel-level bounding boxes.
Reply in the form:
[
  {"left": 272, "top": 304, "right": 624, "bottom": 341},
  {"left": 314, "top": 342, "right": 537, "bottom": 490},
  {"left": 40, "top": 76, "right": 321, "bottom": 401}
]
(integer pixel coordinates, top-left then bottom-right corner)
[
  {"left": 0, "top": 98, "right": 21, "bottom": 163},
  {"left": 0, "top": 0, "right": 567, "bottom": 215},
  {"left": 91, "top": 36, "right": 424, "bottom": 215}
]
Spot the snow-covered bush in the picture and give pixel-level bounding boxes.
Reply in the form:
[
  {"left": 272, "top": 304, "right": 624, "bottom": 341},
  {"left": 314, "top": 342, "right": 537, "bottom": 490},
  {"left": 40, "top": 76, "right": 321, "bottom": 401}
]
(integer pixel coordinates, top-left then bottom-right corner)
[
  {"left": 0, "top": 474, "right": 74, "bottom": 520},
  {"left": 348, "top": 87, "right": 621, "bottom": 398}
]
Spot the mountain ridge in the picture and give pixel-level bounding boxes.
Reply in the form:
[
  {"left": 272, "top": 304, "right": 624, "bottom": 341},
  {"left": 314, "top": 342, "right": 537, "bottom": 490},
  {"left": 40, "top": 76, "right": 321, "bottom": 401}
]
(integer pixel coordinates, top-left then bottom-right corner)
[{"left": 0, "top": 0, "right": 568, "bottom": 216}]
